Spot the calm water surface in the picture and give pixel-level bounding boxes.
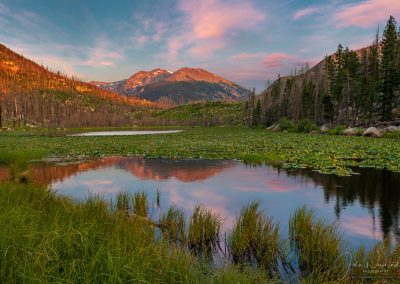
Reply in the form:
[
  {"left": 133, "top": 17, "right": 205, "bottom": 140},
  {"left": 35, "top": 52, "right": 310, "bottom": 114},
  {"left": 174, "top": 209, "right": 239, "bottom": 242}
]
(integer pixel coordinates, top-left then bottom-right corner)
[{"left": 2, "top": 157, "right": 399, "bottom": 249}]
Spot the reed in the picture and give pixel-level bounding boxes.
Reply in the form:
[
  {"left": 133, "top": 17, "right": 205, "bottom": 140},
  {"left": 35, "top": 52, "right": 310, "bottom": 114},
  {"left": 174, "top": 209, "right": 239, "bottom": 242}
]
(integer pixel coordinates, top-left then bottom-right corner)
[
  {"left": 132, "top": 191, "right": 148, "bottom": 217},
  {"left": 116, "top": 192, "right": 131, "bottom": 212},
  {"left": 289, "top": 206, "right": 347, "bottom": 281},
  {"left": 229, "top": 202, "right": 281, "bottom": 276},
  {"left": 159, "top": 206, "right": 186, "bottom": 245},
  {"left": 188, "top": 205, "right": 223, "bottom": 256}
]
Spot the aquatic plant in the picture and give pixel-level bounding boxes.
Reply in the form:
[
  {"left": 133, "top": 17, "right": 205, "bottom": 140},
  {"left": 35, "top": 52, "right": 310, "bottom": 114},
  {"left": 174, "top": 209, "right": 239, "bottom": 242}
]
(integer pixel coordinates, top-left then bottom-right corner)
[
  {"left": 116, "top": 192, "right": 130, "bottom": 212},
  {"left": 1, "top": 126, "right": 400, "bottom": 176},
  {"left": 159, "top": 206, "right": 186, "bottom": 245},
  {"left": 289, "top": 206, "right": 347, "bottom": 281},
  {"left": 229, "top": 202, "right": 281, "bottom": 276},
  {"left": 188, "top": 205, "right": 223, "bottom": 256},
  {"left": 132, "top": 192, "right": 148, "bottom": 217}
]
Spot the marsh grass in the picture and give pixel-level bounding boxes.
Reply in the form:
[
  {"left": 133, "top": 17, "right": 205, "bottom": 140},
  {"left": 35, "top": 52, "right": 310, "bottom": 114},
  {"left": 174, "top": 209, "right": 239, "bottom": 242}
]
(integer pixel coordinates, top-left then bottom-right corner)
[
  {"left": 132, "top": 191, "right": 148, "bottom": 217},
  {"left": 0, "top": 182, "right": 275, "bottom": 283},
  {"left": 229, "top": 202, "right": 282, "bottom": 277},
  {"left": 188, "top": 205, "right": 223, "bottom": 256},
  {"left": 0, "top": 150, "right": 45, "bottom": 182},
  {"left": 160, "top": 206, "right": 187, "bottom": 245},
  {"left": 2, "top": 178, "right": 399, "bottom": 283},
  {"left": 289, "top": 206, "right": 347, "bottom": 281},
  {"left": 116, "top": 192, "right": 130, "bottom": 212}
]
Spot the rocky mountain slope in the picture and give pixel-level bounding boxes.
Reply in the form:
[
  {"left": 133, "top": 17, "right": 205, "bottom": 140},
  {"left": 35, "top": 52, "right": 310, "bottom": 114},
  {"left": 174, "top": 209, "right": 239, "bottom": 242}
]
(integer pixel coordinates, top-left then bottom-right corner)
[
  {"left": 0, "top": 43, "right": 155, "bottom": 128},
  {"left": 90, "top": 68, "right": 249, "bottom": 104}
]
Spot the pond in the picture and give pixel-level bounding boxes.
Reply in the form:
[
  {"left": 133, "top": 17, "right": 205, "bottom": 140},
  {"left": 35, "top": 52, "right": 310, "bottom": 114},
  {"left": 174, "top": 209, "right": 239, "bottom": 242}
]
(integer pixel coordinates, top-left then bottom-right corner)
[
  {"left": 69, "top": 130, "right": 183, "bottom": 136},
  {"left": 1, "top": 157, "right": 399, "bottom": 249}
]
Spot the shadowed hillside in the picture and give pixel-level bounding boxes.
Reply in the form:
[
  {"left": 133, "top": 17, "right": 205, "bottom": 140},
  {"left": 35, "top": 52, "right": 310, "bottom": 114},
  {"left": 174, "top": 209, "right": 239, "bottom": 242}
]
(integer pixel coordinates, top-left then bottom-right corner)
[{"left": 0, "top": 44, "right": 157, "bottom": 128}]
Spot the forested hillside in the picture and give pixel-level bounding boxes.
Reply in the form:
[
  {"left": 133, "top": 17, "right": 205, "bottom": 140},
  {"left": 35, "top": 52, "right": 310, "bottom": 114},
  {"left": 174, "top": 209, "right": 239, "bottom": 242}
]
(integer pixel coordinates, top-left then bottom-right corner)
[
  {"left": 255, "top": 16, "right": 400, "bottom": 127},
  {"left": 0, "top": 44, "right": 156, "bottom": 128}
]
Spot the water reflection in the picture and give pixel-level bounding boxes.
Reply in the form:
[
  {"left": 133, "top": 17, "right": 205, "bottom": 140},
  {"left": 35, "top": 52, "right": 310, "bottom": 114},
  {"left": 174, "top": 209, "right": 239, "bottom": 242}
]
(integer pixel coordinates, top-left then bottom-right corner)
[
  {"left": 1, "top": 157, "right": 399, "bottom": 247},
  {"left": 289, "top": 168, "right": 400, "bottom": 241}
]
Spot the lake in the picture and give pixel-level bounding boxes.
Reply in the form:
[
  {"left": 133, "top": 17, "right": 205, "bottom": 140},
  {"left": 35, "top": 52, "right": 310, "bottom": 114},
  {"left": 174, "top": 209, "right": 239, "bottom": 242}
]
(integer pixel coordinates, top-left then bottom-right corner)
[{"left": 1, "top": 157, "right": 399, "bottom": 249}]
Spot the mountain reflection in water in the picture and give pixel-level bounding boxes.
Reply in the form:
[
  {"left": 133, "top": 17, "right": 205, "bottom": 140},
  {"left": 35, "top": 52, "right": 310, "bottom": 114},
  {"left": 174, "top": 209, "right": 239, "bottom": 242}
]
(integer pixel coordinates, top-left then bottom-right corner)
[{"left": 1, "top": 157, "right": 399, "bottom": 247}]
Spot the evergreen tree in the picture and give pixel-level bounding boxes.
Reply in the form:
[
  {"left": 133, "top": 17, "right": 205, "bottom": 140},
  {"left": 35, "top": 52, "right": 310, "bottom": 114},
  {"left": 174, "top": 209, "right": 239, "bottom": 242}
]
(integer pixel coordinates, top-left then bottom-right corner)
[
  {"left": 253, "top": 100, "right": 261, "bottom": 126},
  {"left": 359, "top": 49, "right": 369, "bottom": 119},
  {"left": 333, "top": 44, "right": 346, "bottom": 119},
  {"left": 343, "top": 48, "right": 361, "bottom": 123},
  {"left": 380, "top": 16, "right": 398, "bottom": 120},
  {"left": 367, "top": 30, "right": 381, "bottom": 122}
]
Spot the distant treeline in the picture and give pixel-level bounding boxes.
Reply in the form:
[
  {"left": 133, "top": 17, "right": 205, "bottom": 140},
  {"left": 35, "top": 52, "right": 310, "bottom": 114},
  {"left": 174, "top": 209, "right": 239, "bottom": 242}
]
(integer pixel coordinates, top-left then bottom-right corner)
[{"left": 253, "top": 16, "right": 400, "bottom": 127}]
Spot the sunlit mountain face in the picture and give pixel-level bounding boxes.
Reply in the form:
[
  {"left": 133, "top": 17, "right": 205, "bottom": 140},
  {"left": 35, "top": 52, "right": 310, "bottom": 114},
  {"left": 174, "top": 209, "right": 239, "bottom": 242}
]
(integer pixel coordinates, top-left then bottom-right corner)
[{"left": 89, "top": 67, "right": 249, "bottom": 103}]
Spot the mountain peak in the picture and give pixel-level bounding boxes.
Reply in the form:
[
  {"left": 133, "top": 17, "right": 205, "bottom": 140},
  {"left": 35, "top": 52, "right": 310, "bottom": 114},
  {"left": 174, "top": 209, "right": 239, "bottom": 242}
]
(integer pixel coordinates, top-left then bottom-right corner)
[{"left": 90, "top": 66, "right": 249, "bottom": 104}]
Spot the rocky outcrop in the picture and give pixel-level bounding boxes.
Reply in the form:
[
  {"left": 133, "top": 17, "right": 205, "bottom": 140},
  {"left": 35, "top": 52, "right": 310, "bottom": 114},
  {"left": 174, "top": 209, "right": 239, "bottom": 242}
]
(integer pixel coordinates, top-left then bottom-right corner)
[
  {"left": 343, "top": 128, "right": 358, "bottom": 136},
  {"left": 363, "top": 127, "right": 383, "bottom": 138}
]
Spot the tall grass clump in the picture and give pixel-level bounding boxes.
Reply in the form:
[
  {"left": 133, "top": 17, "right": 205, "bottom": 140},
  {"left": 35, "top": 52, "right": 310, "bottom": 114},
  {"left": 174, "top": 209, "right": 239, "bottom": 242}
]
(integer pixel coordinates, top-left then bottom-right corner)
[
  {"left": 0, "top": 149, "right": 45, "bottom": 182},
  {"left": 116, "top": 192, "right": 131, "bottom": 212},
  {"left": 350, "top": 239, "right": 400, "bottom": 280},
  {"left": 289, "top": 206, "right": 346, "bottom": 281},
  {"left": 188, "top": 205, "right": 222, "bottom": 256},
  {"left": 159, "top": 206, "right": 186, "bottom": 246},
  {"left": 132, "top": 191, "right": 148, "bottom": 217},
  {"left": 278, "top": 117, "right": 296, "bottom": 131},
  {"left": 328, "top": 125, "right": 347, "bottom": 135},
  {"left": 229, "top": 202, "right": 281, "bottom": 276}
]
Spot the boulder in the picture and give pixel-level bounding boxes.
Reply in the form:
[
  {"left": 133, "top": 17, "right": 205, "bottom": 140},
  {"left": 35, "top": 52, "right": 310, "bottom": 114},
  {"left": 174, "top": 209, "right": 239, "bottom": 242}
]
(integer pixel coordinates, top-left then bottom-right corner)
[
  {"left": 272, "top": 124, "right": 281, "bottom": 131},
  {"left": 362, "top": 127, "right": 382, "bottom": 138},
  {"left": 385, "top": 126, "right": 399, "bottom": 132},
  {"left": 343, "top": 128, "right": 357, "bottom": 136}
]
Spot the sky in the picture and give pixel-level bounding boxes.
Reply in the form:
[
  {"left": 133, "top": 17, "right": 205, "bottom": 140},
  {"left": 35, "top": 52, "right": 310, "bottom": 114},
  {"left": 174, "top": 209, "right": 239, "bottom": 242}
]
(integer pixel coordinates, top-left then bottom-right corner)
[{"left": 0, "top": 0, "right": 399, "bottom": 92}]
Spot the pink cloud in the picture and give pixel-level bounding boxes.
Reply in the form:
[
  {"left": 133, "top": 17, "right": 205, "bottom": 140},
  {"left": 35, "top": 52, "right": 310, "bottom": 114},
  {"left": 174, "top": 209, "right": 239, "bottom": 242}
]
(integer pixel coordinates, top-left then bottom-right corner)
[
  {"left": 293, "top": 7, "right": 319, "bottom": 20},
  {"left": 263, "top": 53, "right": 294, "bottom": 68},
  {"left": 82, "top": 36, "right": 123, "bottom": 67},
  {"left": 230, "top": 52, "right": 265, "bottom": 61},
  {"left": 161, "top": 0, "right": 266, "bottom": 63},
  {"left": 179, "top": 0, "right": 265, "bottom": 40},
  {"left": 334, "top": 0, "right": 400, "bottom": 28}
]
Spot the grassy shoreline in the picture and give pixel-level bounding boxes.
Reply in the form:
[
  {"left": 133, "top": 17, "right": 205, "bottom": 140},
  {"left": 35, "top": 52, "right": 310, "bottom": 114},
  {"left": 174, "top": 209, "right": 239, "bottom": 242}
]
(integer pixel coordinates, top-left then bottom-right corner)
[
  {"left": 1, "top": 126, "right": 399, "bottom": 176},
  {"left": 1, "top": 182, "right": 399, "bottom": 283}
]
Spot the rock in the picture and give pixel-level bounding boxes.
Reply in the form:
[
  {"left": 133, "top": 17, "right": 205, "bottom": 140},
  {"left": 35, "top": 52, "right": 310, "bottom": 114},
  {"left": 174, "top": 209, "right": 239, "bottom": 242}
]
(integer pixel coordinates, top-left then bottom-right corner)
[
  {"left": 362, "top": 127, "right": 382, "bottom": 138},
  {"left": 320, "top": 125, "right": 329, "bottom": 133},
  {"left": 272, "top": 124, "right": 281, "bottom": 131},
  {"left": 385, "top": 126, "right": 399, "bottom": 132},
  {"left": 343, "top": 128, "right": 357, "bottom": 136},
  {"left": 25, "top": 123, "right": 37, "bottom": 128}
]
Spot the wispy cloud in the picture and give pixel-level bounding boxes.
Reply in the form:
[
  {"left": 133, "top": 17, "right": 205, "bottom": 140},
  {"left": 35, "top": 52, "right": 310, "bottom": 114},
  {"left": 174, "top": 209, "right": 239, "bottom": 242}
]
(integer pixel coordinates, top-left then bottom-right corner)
[
  {"left": 230, "top": 52, "right": 265, "bottom": 61},
  {"left": 129, "top": 13, "right": 167, "bottom": 47},
  {"left": 161, "top": 0, "right": 266, "bottom": 63},
  {"left": 263, "top": 53, "right": 294, "bottom": 68},
  {"left": 293, "top": 7, "right": 319, "bottom": 20},
  {"left": 334, "top": 0, "right": 400, "bottom": 28},
  {"left": 82, "top": 36, "right": 124, "bottom": 67}
]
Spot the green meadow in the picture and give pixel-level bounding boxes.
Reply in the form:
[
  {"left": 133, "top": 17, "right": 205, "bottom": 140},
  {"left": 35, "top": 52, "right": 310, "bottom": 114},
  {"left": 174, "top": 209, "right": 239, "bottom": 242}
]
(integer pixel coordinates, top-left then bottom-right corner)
[{"left": 1, "top": 126, "right": 399, "bottom": 176}]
